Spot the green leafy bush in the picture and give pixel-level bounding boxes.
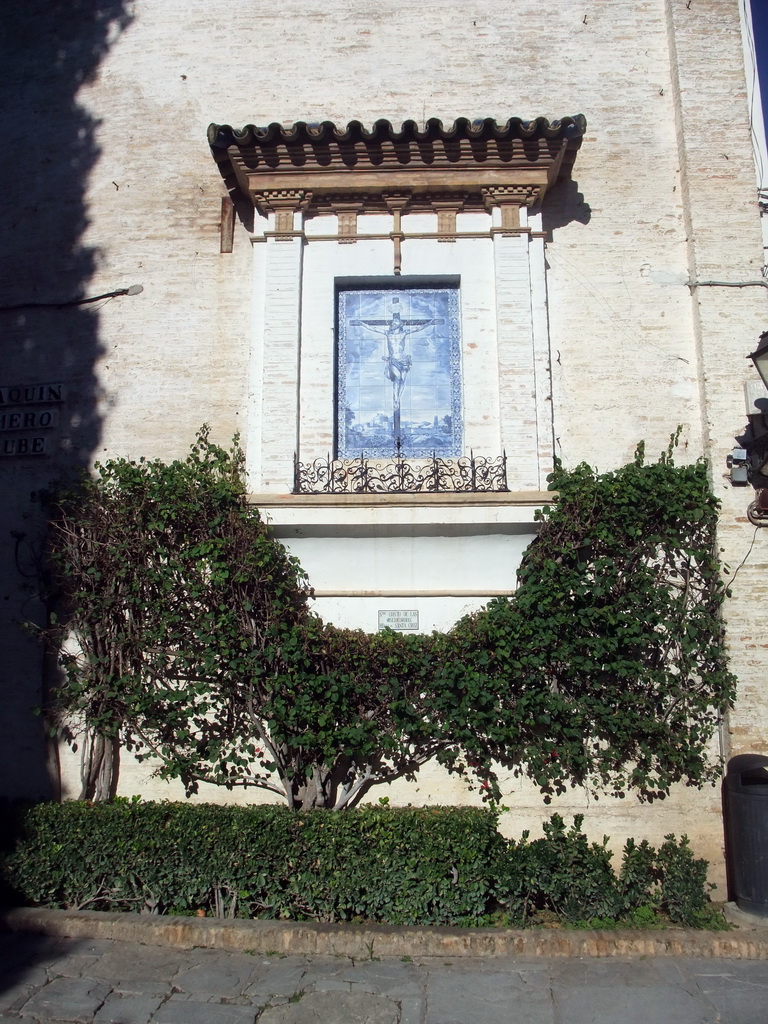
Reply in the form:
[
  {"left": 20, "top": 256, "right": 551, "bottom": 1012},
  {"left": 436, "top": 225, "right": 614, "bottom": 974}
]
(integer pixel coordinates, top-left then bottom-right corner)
[
  {"left": 38, "top": 430, "right": 735, "bottom": 810},
  {"left": 0, "top": 802, "right": 504, "bottom": 925},
  {"left": 528, "top": 814, "right": 623, "bottom": 922},
  {"left": 0, "top": 803, "right": 720, "bottom": 928},
  {"left": 657, "top": 833, "right": 719, "bottom": 926},
  {"left": 493, "top": 815, "right": 717, "bottom": 928},
  {"left": 617, "top": 837, "right": 660, "bottom": 917}
]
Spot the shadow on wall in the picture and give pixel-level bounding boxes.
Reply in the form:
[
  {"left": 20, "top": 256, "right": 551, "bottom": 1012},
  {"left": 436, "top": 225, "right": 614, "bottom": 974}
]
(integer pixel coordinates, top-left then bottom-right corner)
[
  {"left": 0, "top": 0, "right": 134, "bottom": 801},
  {"left": 542, "top": 178, "right": 591, "bottom": 237}
]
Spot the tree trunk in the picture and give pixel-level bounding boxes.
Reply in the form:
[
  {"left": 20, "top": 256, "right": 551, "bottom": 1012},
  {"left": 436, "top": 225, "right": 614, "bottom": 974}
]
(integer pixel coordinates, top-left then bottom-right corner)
[
  {"left": 293, "top": 766, "right": 330, "bottom": 809},
  {"left": 79, "top": 728, "right": 119, "bottom": 801}
]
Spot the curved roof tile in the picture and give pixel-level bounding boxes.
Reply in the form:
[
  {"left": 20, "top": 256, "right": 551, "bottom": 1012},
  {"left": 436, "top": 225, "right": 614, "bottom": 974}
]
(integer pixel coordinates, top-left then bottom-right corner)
[{"left": 207, "top": 115, "right": 586, "bottom": 150}]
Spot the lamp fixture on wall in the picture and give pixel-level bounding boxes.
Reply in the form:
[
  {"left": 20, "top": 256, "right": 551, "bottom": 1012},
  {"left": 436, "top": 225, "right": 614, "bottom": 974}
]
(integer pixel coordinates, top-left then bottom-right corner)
[
  {"left": 735, "top": 330, "right": 768, "bottom": 524},
  {"left": 747, "top": 331, "right": 768, "bottom": 390},
  {"left": 0, "top": 283, "right": 143, "bottom": 313},
  {"left": 747, "top": 488, "right": 768, "bottom": 526}
]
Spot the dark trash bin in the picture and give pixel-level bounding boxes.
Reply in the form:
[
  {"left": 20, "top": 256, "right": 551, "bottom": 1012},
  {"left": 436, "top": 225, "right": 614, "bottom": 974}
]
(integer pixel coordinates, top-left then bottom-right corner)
[{"left": 723, "top": 754, "right": 768, "bottom": 917}]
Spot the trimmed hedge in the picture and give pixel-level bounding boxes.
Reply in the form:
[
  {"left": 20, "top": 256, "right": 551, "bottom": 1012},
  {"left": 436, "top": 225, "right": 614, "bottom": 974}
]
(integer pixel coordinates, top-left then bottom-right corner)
[{"left": 0, "top": 802, "right": 719, "bottom": 927}]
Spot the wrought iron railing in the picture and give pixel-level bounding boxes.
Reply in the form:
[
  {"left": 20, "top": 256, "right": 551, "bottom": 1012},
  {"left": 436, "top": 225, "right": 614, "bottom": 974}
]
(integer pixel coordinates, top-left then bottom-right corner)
[{"left": 293, "top": 446, "right": 508, "bottom": 495}]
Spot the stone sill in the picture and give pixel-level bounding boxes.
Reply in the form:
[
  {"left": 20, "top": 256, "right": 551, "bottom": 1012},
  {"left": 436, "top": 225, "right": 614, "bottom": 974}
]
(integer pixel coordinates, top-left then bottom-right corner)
[
  {"left": 249, "top": 492, "right": 556, "bottom": 528},
  {"left": 249, "top": 491, "right": 556, "bottom": 508}
]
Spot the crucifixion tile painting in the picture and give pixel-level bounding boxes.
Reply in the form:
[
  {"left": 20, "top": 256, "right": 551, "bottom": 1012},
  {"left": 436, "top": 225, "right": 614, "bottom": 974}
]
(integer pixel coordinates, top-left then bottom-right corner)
[{"left": 336, "top": 287, "right": 462, "bottom": 458}]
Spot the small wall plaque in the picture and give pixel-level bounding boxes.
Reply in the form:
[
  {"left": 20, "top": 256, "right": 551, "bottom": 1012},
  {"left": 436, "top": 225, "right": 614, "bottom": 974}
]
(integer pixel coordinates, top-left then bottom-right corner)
[
  {"left": 0, "top": 436, "right": 47, "bottom": 456},
  {"left": 0, "top": 384, "right": 61, "bottom": 456},
  {"left": 378, "top": 609, "right": 419, "bottom": 631},
  {"left": 0, "top": 383, "right": 64, "bottom": 406}
]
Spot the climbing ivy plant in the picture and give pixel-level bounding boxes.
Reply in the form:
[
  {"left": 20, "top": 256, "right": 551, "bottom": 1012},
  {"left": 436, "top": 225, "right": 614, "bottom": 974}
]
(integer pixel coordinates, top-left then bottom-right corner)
[
  {"left": 450, "top": 438, "right": 734, "bottom": 801},
  {"left": 41, "top": 430, "right": 735, "bottom": 809}
]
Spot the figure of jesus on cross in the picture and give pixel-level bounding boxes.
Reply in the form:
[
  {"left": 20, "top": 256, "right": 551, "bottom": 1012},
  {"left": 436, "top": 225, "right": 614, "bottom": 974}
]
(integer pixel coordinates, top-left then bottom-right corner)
[{"left": 350, "top": 296, "right": 445, "bottom": 445}]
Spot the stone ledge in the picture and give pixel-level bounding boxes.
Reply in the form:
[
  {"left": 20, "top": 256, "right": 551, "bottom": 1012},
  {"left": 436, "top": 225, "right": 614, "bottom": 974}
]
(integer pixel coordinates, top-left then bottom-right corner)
[
  {"left": 1, "top": 908, "right": 767, "bottom": 960},
  {"left": 249, "top": 492, "right": 555, "bottom": 508}
]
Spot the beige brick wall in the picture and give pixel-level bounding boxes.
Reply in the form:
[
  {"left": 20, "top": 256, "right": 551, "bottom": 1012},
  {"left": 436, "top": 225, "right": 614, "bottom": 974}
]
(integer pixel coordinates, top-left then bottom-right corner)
[{"left": 3, "top": 0, "right": 767, "bottom": 888}]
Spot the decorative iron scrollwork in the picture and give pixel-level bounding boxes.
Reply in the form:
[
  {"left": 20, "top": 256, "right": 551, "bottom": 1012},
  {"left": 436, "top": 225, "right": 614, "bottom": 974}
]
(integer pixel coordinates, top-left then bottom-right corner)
[{"left": 293, "top": 444, "right": 508, "bottom": 494}]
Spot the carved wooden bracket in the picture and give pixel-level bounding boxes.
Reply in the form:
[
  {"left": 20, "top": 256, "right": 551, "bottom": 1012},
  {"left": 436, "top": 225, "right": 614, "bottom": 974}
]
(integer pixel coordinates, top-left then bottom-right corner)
[
  {"left": 329, "top": 196, "right": 364, "bottom": 243},
  {"left": 481, "top": 185, "right": 540, "bottom": 230},
  {"left": 253, "top": 188, "right": 313, "bottom": 235},
  {"left": 430, "top": 196, "right": 465, "bottom": 241}
]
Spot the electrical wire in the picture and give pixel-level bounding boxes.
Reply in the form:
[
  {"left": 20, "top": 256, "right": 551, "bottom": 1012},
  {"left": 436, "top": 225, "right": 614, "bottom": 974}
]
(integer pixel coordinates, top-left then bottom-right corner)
[{"left": 726, "top": 525, "right": 759, "bottom": 592}]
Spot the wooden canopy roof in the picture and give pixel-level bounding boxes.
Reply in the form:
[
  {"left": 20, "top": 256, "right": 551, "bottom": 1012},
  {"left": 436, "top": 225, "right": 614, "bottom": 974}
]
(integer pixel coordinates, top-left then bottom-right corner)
[{"left": 208, "top": 115, "right": 586, "bottom": 216}]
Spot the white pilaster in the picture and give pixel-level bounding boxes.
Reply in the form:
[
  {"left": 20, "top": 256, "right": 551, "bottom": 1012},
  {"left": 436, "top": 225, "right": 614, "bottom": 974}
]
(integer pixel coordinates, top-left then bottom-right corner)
[
  {"left": 493, "top": 231, "right": 539, "bottom": 489},
  {"left": 259, "top": 233, "right": 304, "bottom": 490},
  {"left": 529, "top": 222, "right": 555, "bottom": 489},
  {"left": 245, "top": 227, "right": 267, "bottom": 490}
]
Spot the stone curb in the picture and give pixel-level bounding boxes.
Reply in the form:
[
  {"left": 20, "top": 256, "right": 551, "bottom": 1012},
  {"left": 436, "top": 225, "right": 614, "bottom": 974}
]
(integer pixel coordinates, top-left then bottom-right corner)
[{"left": 2, "top": 907, "right": 768, "bottom": 960}]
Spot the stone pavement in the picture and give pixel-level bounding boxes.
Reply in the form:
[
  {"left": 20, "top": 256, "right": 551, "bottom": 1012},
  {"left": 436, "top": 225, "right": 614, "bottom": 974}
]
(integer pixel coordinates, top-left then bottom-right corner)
[{"left": 1, "top": 932, "right": 768, "bottom": 1024}]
